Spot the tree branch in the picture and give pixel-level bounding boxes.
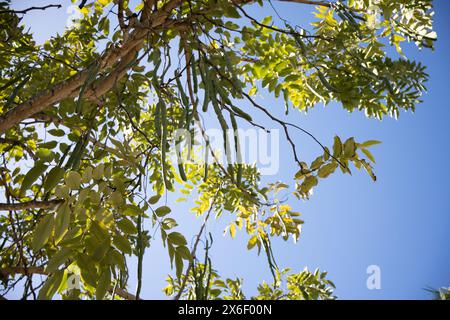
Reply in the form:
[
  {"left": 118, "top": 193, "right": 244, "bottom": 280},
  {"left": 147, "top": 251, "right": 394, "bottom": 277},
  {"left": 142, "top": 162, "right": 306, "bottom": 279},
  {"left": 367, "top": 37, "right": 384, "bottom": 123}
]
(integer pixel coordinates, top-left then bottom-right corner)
[
  {"left": 0, "top": 200, "right": 63, "bottom": 211},
  {"left": 0, "top": 0, "right": 182, "bottom": 134},
  {"left": 0, "top": 4, "right": 62, "bottom": 15}
]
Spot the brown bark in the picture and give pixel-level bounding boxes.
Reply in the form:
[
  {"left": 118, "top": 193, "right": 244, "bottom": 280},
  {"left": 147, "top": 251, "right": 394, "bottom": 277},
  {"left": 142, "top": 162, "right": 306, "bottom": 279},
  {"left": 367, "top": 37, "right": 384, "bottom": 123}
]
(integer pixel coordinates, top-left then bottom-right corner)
[
  {"left": 0, "top": 199, "right": 63, "bottom": 211},
  {"left": 0, "top": 0, "right": 181, "bottom": 134}
]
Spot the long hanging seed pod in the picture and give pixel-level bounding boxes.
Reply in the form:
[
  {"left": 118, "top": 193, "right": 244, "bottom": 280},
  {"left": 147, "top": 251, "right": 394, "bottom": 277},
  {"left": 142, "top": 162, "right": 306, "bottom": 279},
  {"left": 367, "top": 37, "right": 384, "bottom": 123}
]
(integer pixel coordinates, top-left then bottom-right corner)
[
  {"left": 223, "top": 50, "right": 241, "bottom": 97},
  {"left": 76, "top": 63, "right": 99, "bottom": 114},
  {"left": 175, "top": 127, "right": 188, "bottom": 182},
  {"left": 175, "top": 72, "right": 190, "bottom": 108},
  {"left": 216, "top": 84, "right": 232, "bottom": 106},
  {"left": 230, "top": 105, "right": 253, "bottom": 122},
  {"left": 191, "top": 54, "right": 198, "bottom": 94},
  {"left": 199, "top": 60, "right": 211, "bottom": 113},
  {"left": 184, "top": 44, "right": 198, "bottom": 123},
  {"left": 211, "top": 92, "right": 232, "bottom": 173},
  {"left": 173, "top": 72, "right": 189, "bottom": 182},
  {"left": 155, "top": 101, "right": 162, "bottom": 139},
  {"left": 203, "top": 139, "right": 209, "bottom": 182},
  {"left": 229, "top": 112, "right": 243, "bottom": 186},
  {"left": 160, "top": 99, "right": 170, "bottom": 189}
]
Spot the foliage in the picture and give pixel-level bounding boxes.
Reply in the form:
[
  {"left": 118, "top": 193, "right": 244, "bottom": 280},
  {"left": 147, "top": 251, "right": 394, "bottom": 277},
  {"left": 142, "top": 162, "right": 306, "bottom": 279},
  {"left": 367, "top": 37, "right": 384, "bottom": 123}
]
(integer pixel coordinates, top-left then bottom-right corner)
[
  {"left": 0, "top": 0, "right": 435, "bottom": 299},
  {"left": 164, "top": 263, "right": 335, "bottom": 300},
  {"left": 426, "top": 287, "right": 450, "bottom": 300}
]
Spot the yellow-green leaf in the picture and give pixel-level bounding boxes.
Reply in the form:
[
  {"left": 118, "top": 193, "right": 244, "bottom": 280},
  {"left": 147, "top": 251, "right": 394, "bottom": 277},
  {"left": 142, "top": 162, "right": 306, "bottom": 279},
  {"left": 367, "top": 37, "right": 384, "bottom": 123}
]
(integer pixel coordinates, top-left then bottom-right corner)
[
  {"left": 65, "top": 171, "right": 82, "bottom": 190},
  {"left": 96, "top": 268, "right": 111, "bottom": 300},
  {"left": 43, "top": 167, "right": 64, "bottom": 193},
  {"left": 113, "top": 234, "right": 132, "bottom": 254},
  {"left": 155, "top": 206, "right": 171, "bottom": 217},
  {"left": 168, "top": 232, "right": 187, "bottom": 246},
  {"left": 32, "top": 214, "right": 54, "bottom": 251},
  {"left": 38, "top": 270, "right": 65, "bottom": 300},
  {"left": 117, "top": 218, "right": 137, "bottom": 235},
  {"left": 45, "top": 248, "right": 72, "bottom": 273},
  {"left": 54, "top": 202, "right": 71, "bottom": 243},
  {"left": 20, "top": 162, "right": 48, "bottom": 195}
]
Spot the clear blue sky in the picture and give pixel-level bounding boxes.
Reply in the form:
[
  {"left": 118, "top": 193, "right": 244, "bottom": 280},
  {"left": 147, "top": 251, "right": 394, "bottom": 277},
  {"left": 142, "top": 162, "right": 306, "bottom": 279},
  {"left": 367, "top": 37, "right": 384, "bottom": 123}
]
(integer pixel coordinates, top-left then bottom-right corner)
[{"left": 8, "top": 0, "right": 450, "bottom": 299}]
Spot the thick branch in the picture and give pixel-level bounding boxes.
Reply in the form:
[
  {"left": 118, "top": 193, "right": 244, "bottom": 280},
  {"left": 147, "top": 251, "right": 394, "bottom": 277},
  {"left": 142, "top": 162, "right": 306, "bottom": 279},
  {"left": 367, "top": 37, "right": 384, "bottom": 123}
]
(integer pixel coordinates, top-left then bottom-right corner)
[
  {"left": 1, "top": 266, "right": 48, "bottom": 276},
  {"left": 0, "top": 200, "right": 63, "bottom": 211},
  {"left": 0, "top": 0, "right": 182, "bottom": 134}
]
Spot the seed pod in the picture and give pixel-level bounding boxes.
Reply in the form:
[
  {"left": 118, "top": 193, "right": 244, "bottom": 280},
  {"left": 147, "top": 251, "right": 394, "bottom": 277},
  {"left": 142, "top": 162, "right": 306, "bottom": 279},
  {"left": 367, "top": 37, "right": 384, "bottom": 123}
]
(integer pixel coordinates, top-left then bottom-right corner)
[
  {"left": 212, "top": 99, "right": 232, "bottom": 172},
  {"left": 203, "top": 143, "right": 209, "bottom": 182},
  {"left": 176, "top": 73, "right": 190, "bottom": 108},
  {"left": 155, "top": 101, "right": 162, "bottom": 138},
  {"left": 200, "top": 62, "right": 212, "bottom": 113},
  {"left": 230, "top": 112, "right": 243, "bottom": 186},
  {"left": 223, "top": 51, "right": 241, "bottom": 93},
  {"left": 230, "top": 105, "right": 253, "bottom": 122},
  {"left": 160, "top": 100, "right": 169, "bottom": 189},
  {"left": 191, "top": 56, "right": 198, "bottom": 94}
]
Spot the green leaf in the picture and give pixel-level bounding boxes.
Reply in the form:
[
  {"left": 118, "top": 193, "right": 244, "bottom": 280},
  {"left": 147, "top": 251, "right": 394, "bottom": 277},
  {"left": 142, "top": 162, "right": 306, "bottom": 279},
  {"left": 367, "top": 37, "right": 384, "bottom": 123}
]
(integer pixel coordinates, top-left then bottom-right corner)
[
  {"left": 82, "top": 166, "right": 93, "bottom": 183},
  {"left": 301, "top": 176, "right": 318, "bottom": 193},
  {"left": 45, "top": 248, "right": 72, "bottom": 273},
  {"left": 32, "top": 214, "right": 55, "bottom": 251},
  {"left": 55, "top": 185, "right": 70, "bottom": 199},
  {"left": 333, "top": 136, "right": 342, "bottom": 158},
  {"left": 176, "top": 245, "right": 191, "bottom": 261},
  {"left": 43, "top": 167, "right": 65, "bottom": 193},
  {"left": 155, "top": 206, "right": 171, "bottom": 217},
  {"left": 65, "top": 171, "right": 82, "bottom": 190},
  {"left": 20, "top": 162, "right": 48, "bottom": 195},
  {"left": 317, "top": 162, "right": 338, "bottom": 178},
  {"left": 96, "top": 268, "right": 111, "bottom": 300},
  {"left": 168, "top": 232, "right": 187, "bottom": 246},
  {"left": 175, "top": 253, "right": 183, "bottom": 278},
  {"left": 48, "top": 129, "right": 65, "bottom": 137},
  {"left": 92, "top": 164, "right": 104, "bottom": 180},
  {"left": 36, "top": 148, "right": 53, "bottom": 162},
  {"left": 361, "top": 148, "right": 376, "bottom": 163},
  {"left": 38, "top": 270, "right": 65, "bottom": 300},
  {"left": 359, "top": 140, "right": 382, "bottom": 148},
  {"left": 110, "top": 191, "right": 124, "bottom": 208},
  {"left": 162, "top": 218, "right": 178, "bottom": 230},
  {"left": 54, "top": 202, "right": 71, "bottom": 243},
  {"left": 148, "top": 194, "right": 161, "bottom": 204},
  {"left": 113, "top": 234, "right": 132, "bottom": 254},
  {"left": 109, "top": 250, "right": 126, "bottom": 271},
  {"left": 117, "top": 218, "right": 137, "bottom": 235},
  {"left": 122, "top": 204, "right": 142, "bottom": 216},
  {"left": 343, "top": 137, "right": 356, "bottom": 159},
  {"left": 261, "top": 16, "right": 272, "bottom": 25}
]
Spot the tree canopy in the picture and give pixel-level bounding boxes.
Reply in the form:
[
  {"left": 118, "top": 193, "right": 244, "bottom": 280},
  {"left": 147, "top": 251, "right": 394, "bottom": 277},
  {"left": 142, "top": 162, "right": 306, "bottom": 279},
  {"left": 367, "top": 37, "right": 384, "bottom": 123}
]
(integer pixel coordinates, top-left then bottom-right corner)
[{"left": 0, "top": 0, "right": 436, "bottom": 300}]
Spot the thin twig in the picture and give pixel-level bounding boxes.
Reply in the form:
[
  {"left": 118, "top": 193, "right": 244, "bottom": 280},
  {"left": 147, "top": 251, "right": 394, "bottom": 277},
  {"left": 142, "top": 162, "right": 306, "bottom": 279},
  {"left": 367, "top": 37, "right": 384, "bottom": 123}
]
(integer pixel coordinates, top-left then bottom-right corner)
[{"left": 0, "top": 4, "right": 62, "bottom": 15}]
